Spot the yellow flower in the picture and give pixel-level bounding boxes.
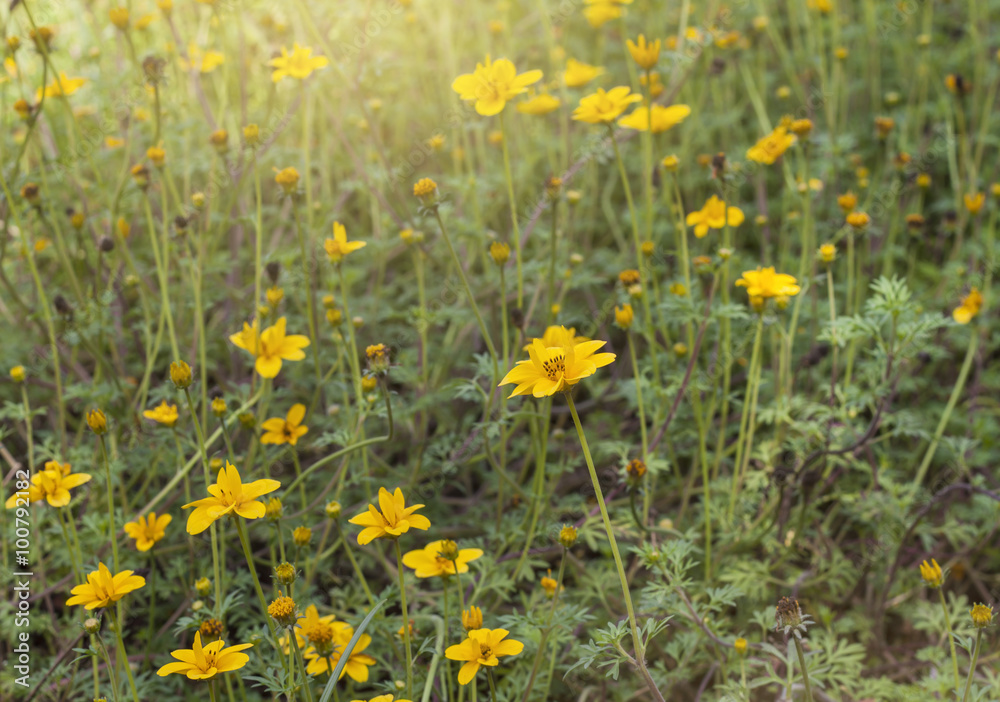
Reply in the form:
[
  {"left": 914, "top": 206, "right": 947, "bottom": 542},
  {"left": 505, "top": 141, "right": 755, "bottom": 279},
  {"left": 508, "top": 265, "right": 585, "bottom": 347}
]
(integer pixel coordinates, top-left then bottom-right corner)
[
  {"left": 626, "top": 35, "right": 661, "bottom": 69},
  {"left": 229, "top": 316, "right": 310, "bottom": 378},
  {"left": 846, "top": 212, "right": 871, "bottom": 229},
  {"left": 490, "top": 241, "right": 511, "bottom": 265},
  {"left": 952, "top": 287, "right": 983, "bottom": 324},
  {"left": 583, "top": 1, "right": 625, "bottom": 27},
  {"left": 182, "top": 462, "right": 281, "bottom": 534},
  {"left": 734, "top": 637, "right": 747, "bottom": 655},
  {"left": 275, "top": 167, "right": 300, "bottom": 193},
  {"left": 147, "top": 146, "right": 166, "bottom": 167},
  {"left": 413, "top": 177, "right": 438, "bottom": 203},
  {"left": 572, "top": 86, "right": 642, "bottom": 124},
  {"left": 348, "top": 487, "right": 431, "bottom": 545},
  {"left": 304, "top": 620, "right": 376, "bottom": 680},
  {"left": 517, "top": 93, "right": 561, "bottom": 115},
  {"left": 170, "top": 359, "right": 193, "bottom": 388},
  {"left": 558, "top": 525, "right": 578, "bottom": 548},
  {"left": 266, "top": 286, "right": 284, "bottom": 307},
  {"left": 964, "top": 192, "right": 985, "bottom": 214},
  {"left": 260, "top": 403, "right": 309, "bottom": 446},
  {"left": 837, "top": 191, "right": 857, "bottom": 213},
  {"left": 617, "top": 104, "right": 691, "bottom": 133},
  {"left": 143, "top": 400, "right": 179, "bottom": 427},
  {"left": 971, "top": 603, "right": 994, "bottom": 629},
  {"left": 662, "top": 154, "right": 679, "bottom": 171},
  {"left": 685, "top": 195, "right": 745, "bottom": 238},
  {"left": 614, "top": 304, "right": 634, "bottom": 329},
  {"left": 124, "top": 511, "right": 172, "bottom": 551},
  {"left": 445, "top": 628, "right": 524, "bottom": 685},
  {"left": 919, "top": 559, "right": 944, "bottom": 588},
  {"left": 156, "top": 631, "right": 253, "bottom": 679},
  {"left": 670, "top": 282, "right": 687, "bottom": 296},
  {"left": 351, "top": 696, "right": 411, "bottom": 702},
  {"left": 36, "top": 72, "right": 87, "bottom": 101},
  {"left": 109, "top": 7, "right": 129, "bottom": 29},
  {"left": 324, "top": 222, "right": 367, "bottom": 263},
  {"left": 269, "top": 43, "right": 329, "bottom": 82},
  {"left": 818, "top": 243, "right": 836, "bottom": 263},
  {"left": 180, "top": 45, "right": 225, "bottom": 74},
  {"left": 540, "top": 570, "right": 558, "bottom": 596},
  {"left": 66, "top": 562, "right": 145, "bottom": 610},
  {"left": 563, "top": 58, "right": 604, "bottom": 87},
  {"left": 10, "top": 365, "right": 25, "bottom": 383},
  {"left": 746, "top": 126, "right": 797, "bottom": 164},
  {"left": 451, "top": 55, "right": 543, "bottom": 116},
  {"left": 735, "top": 267, "right": 801, "bottom": 300},
  {"left": 293, "top": 526, "right": 312, "bottom": 547},
  {"left": 5, "top": 464, "right": 92, "bottom": 509},
  {"left": 462, "top": 606, "right": 483, "bottom": 631},
  {"left": 87, "top": 408, "right": 108, "bottom": 435},
  {"left": 500, "top": 336, "right": 616, "bottom": 398},
  {"left": 402, "top": 540, "right": 484, "bottom": 578}
]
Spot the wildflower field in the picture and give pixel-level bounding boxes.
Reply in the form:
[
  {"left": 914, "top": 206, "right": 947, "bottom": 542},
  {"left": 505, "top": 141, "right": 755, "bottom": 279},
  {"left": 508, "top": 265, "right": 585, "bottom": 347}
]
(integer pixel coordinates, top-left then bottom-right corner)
[{"left": 2, "top": 0, "right": 1000, "bottom": 699}]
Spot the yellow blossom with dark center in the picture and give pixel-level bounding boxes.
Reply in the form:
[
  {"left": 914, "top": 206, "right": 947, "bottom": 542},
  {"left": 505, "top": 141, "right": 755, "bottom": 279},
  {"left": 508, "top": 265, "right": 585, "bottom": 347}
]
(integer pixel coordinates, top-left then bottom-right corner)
[
  {"left": 269, "top": 43, "right": 328, "bottom": 82},
  {"left": 349, "top": 487, "right": 431, "bottom": 544},
  {"left": 402, "top": 540, "right": 483, "bottom": 578},
  {"left": 124, "top": 511, "right": 172, "bottom": 551},
  {"left": 451, "top": 55, "right": 543, "bottom": 116},
  {"left": 260, "top": 403, "right": 309, "bottom": 446},
  {"left": 499, "top": 334, "right": 615, "bottom": 398},
  {"left": 445, "top": 628, "right": 524, "bottom": 685},
  {"left": 156, "top": 631, "right": 252, "bottom": 679},
  {"left": 572, "top": 86, "right": 642, "bottom": 124},
  {"left": 67, "top": 563, "right": 145, "bottom": 609}
]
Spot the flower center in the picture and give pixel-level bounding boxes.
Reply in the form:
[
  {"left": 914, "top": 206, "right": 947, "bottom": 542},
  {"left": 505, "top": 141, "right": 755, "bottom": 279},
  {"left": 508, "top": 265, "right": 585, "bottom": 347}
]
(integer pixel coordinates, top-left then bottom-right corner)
[
  {"left": 479, "top": 644, "right": 493, "bottom": 659},
  {"left": 542, "top": 354, "right": 565, "bottom": 381}
]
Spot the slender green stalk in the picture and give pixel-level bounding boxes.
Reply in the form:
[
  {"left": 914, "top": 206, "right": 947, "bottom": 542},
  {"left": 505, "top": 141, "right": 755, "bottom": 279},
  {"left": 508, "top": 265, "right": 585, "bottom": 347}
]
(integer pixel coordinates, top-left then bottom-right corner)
[
  {"left": 961, "top": 630, "right": 983, "bottom": 702},
  {"left": 184, "top": 388, "right": 224, "bottom": 617},
  {"left": 235, "top": 517, "right": 291, "bottom": 676},
  {"left": 395, "top": 539, "right": 414, "bottom": 700},
  {"left": 293, "top": 641, "right": 316, "bottom": 702},
  {"left": 727, "top": 316, "right": 764, "bottom": 521},
  {"left": 99, "top": 437, "right": 121, "bottom": 571},
  {"left": 107, "top": 608, "right": 141, "bottom": 702},
  {"left": 938, "top": 589, "right": 961, "bottom": 694},
  {"left": 565, "top": 394, "right": 664, "bottom": 702},
  {"left": 792, "top": 637, "right": 814, "bottom": 702},
  {"left": 498, "top": 111, "right": 524, "bottom": 307}
]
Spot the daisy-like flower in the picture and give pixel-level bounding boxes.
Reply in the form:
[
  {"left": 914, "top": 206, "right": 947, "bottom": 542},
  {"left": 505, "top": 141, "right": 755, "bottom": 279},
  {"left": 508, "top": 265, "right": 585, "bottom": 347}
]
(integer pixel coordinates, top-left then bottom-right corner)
[
  {"left": 36, "top": 72, "right": 87, "bottom": 100},
  {"left": 964, "top": 192, "right": 985, "bottom": 215},
  {"left": 617, "top": 104, "right": 691, "bottom": 133},
  {"left": 685, "top": 195, "right": 745, "bottom": 238},
  {"left": 445, "top": 628, "right": 524, "bottom": 685},
  {"left": 451, "top": 55, "right": 543, "bottom": 116},
  {"left": 971, "top": 603, "right": 994, "bottom": 629},
  {"left": 583, "top": 0, "right": 630, "bottom": 27},
  {"left": 572, "top": 86, "right": 642, "bottom": 124},
  {"left": 260, "top": 403, "right": 309, "bottom": 446},
  {"left": 304, "top": 620, "right": 376, "bottom": 680},
  {"left": 269, "top": 43, "right": 329, "bottom": 82},
  {"left": 563, "top": 58, "right": 604, "bottom": 87},
  {"left": 952, "top": 287, "right": 983, "bottom": 324},
  {"left": 402, "top": 540, "right": 484, "bottom": 578},
  {"left": 735, "top": 267, "right": 801, "bottom": 299},
  {"left": 919, "top": 558, "right": 944, "bottom": 588},
  {"left": 746, "top": 125, "right": 797, "bottom": 164},
  {"left": 182, "top": 462, "right": 281, "bottom": 535},
  {"left": 516, "top": 93, "right": 560, "bottom": 115},
  {"left": 500, "top": 336, "right": 616, "bottom": 398},
  {"left": 5, "top": 464, "right": 91, "bottom": 508},
  {"left": 66, "top": 562, "right": 145, "bottom": 609},
  {"left": 143, "top": 400, "right": 179, "bottom": 427},
  {"left": 523, "top": 324, "right": 588, "bottom": 351},
  {"left": 229, "top": 316, "right": 310, "bottom": 378},
  {"left": 351, "top": 696, "right": 411, "bottom": 702},
  {"left": 156, "top": 631, "right": 253, "bottom": 679},
  {"left": 324, "top": 221, "right": 366, "bottom": 263},
  {"left": 348, "top": 487, "right": 431, "bottom": 545},
  {"left": 626, "top": 34, "right": 661, "bottom": 69},
  {"left": 124, "top": 511, "right": 172, "bottom": 551},
  {"left": 280, "top": 603, "right": 334, "bottom": 652}
]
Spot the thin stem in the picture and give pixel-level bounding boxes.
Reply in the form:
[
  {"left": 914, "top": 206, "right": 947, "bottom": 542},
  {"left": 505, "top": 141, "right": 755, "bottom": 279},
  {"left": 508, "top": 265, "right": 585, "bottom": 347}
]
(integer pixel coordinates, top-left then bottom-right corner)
[
  {"left": 395, "top": 540, "right": 414, "bottom": 700},
  {"left": 108, "top": 608, "right": 141, "bottom": 702},
  {"left": 938, "top": 588, "right": 961, "bottom": 694},
  {"left": 99, "top": 437, "right": 121, "bottom": 571},
  {"left": 235, "top": 517, "right": 291, "bottom": 676},
  {"left": 498, "top": 111, "right": 524, "bottom": 307},
  {"left": 793, "top": 637, "right": 814, "bottom": 702},
  {"left": 961, "top": 630, "right": 982, "bottom": 702}
]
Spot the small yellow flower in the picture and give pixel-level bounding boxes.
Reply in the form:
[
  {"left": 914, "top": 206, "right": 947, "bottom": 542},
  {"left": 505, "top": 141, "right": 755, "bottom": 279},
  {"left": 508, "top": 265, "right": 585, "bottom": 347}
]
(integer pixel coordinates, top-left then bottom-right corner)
[
  {"left": 818, "top": 243, "right": 836, "bottom": 263},
  {"left": 686, "top": 195, "right": 744, "bottom": 238},
  {"left": 971, "top": 603, "right": 994, "bottom": 629},
  {"left": 147, "top": 146, "right": 166, "bottom": 167},
  {"left": 846, "top": 212, "right": 871, "bottom": 229},
  {"left": 67, "top": 563, "right": 145, "bottom": 609},
  {"left": 572, "top": 86, "right": 642, "bottom": 124},
  {"left": 268, "top": 592, "right": 296, "bottom": 625},
  {"left": 734, "top": 637, "right": 748, "bottom": 655},
  {"left": 182, "top": 462, "right": 281, "bottom": 534},
  {"left": 563, "top": 58, "right": 604, "bottom": 87},
  {"left": 402, "top": 540, "right": 484, "bottom": 578},
  {"left": 558, "top": 525, "right": 578, "bottom": 548},
  {"left": 211, "top": 396, "right": 227, "bottom": 416},
  {"left": 662, "top": 154, "right": 679, "bottom": 171},
  {"left": 5, "top": 464, "right": 92, "bottom": 509},
  {"left": 266, "top": 286, "right": 284, "bottom": 307},
  {"left": 451, "top": 55, "right": 543, "bottom": 116},
  {"left": 626, "top": 35, "right": 661, "bottom": 69},
  {"left": 735, "top": 268, "right": 800, "bottom": 300},
  {"left": 540, "top": 569, "right": 558, "bottom": 597},
  {"left": 194, "top": 577, "right": 211, "bottom": 596},
  {"left": 517, "top": 94, "right": 561, "bottom": 115},
  {"left": 614, "top": 304, "right": 634, "bottom": 330},
  {"left": 837, "top": 191, "right": 858, "bottom": 213},
  {"left": 157, "top": 631, "right": 252, "bottom": 679},
  {"left": 462, "top": 606, "right": 483, "bottom": 631},
  {"left": 260, "top": 403, "right": 309, "bottom": 446},
  {"left": 10, "top": 365, "right": 25, "bottom": 383},
  {"left": 874, "top": 116, "right": 895, "bottom": 138},
  {"left": 445, "top": 628, "right": 524, "bottom": 685},
  {"left": 293, "top": 526, "right": 312, "bottom": 547},
  {"left": 964, "top": 192, "right": 985, "bottom": 215},
  {"left": 143, "top": 400, "right": 179, "bottom": 427},
  {"left": 87, "top": 408, "right": 108, "bottom": 435},
  {"left": 413, "top": 177, "right": 438, "bottom": 205},
  {"left": 229, "top": 316, "right": 310, "bottom": 379},
  {"left": 747, "top": 126, "right": 796, "bottom": 164},
  {"left": 170, "top": 359, "right": 193, "bottom": 389},
  {"left": 618, "top": 104, "right": 691, "bottom": 133},
  {"left": 490, "top": 241, "right": 511, "bottom": 265},
  {"left": 919, "top": 559, "right": 944, "bottom": 588},
  {"left": 36, "top": 72, "right": 87, "bottom": 101},
  {"left": 325, "top": 222, "right": 367, "bottom": 263},
  {"left": 269, "top": 43, "right": 329, "bottom": 82},
  {"left": 500, "top": 335, "right": 615, "bottom": 398},
  {"left": 670, "top": 282, "right": 687, "bottom": 296},
  {"left": 109, "top": 7, "right": 130, "bottom": 30},
  {"left": 124, "top": 511, "right": 172, "bottom": 551},
  {"left": 952, "top": 288, "right": 983, "bottom": 324},
  {"left": 274, "top": 167, "right": 300, "bottom": 194},
  {"left": 348, "top": 487, "right": 431, "bottom": 545}
]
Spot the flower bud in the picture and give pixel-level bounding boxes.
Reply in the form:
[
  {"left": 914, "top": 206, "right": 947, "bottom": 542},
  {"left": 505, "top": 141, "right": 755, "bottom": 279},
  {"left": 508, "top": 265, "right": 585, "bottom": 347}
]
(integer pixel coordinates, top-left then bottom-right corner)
[
  {"left": 87, "top": 409, "right": 108, "bottom": 435},
  {"left": 170, "top": 360, "right": 193, "bottom": 389}
]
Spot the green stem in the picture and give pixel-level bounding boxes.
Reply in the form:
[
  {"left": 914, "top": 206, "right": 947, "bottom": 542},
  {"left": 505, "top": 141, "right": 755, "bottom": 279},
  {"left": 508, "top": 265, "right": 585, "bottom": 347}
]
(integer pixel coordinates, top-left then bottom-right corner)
[
  {"left": 99, "top": 437, "right": 121, "bottom": 571},
  {"left": 793, "top": 637, "right": 814, "bottom": 702},
  {"left": 961, "top": 630, "right": 982, "bottom": 702},
  {"left": 108, "top": 608, "right": 141, "bottom": 702},
  {"left": 938, "top": 588, "right": 961, "bottom": 694},
  {"left": 395, "top": 540, "right": 414, "bottom": 700},
  {"left": 498, "top": 111, "right": 524, "bottom": 308}
]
